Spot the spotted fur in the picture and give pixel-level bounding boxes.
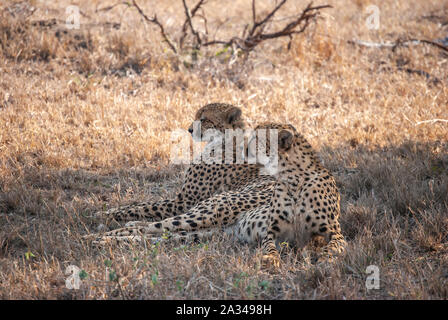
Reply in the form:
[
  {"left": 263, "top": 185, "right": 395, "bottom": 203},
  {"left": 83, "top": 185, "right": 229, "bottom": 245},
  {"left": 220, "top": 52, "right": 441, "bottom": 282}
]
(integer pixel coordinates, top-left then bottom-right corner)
[
  {"left": 248, "top": 123, "right": 346, "bottom": 266},
  {"left": 87, "top": 123, "right": 346, "bottom": 267},
  {"left": 96, "top": 103, "right": 271, "bottom": 222}
]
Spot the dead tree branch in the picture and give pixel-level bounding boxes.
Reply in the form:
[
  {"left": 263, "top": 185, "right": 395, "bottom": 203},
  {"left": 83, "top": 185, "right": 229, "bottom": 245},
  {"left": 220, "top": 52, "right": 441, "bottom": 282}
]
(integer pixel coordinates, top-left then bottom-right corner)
[
  {"left": 131, "top": 0, "right": 177, "bottom": 53},
  {"left": 202, "top": 1, "right": 332, "bottom": 51},
  {"left": 415, "top": 119, "right": 448, "bottom": 125},
  {"left": 180, "top": 0, "right": 207, "bottom": 50},
  {"left": 99, "top": 0, "right": 331, "bottom": 57},
  {"left": 349, "top": 38, "right": 448, "bottom": 53},
  {"left": 95, "top": 2, "right": 127, "bottom": 13},
  {"left": 407, "top": 39, "right": 448, "bottom": 53}
]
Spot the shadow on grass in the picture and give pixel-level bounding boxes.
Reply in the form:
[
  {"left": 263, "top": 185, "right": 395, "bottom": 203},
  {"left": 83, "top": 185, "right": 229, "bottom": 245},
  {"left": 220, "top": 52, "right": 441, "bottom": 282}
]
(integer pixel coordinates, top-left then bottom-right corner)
[{"left": 0, "top": 140, "right": 447, "bottom": 298}]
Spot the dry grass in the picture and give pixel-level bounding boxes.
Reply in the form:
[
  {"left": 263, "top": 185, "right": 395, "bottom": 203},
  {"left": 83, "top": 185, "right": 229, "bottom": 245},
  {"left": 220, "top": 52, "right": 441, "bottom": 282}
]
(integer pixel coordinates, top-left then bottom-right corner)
[{"left": 0, "top": 0, "right": 447, "bottom": 299}]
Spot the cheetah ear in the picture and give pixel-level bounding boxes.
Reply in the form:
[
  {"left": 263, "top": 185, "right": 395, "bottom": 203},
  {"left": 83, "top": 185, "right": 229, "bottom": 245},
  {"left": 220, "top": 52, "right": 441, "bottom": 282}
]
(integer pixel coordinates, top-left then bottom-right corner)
[
  {"left": 225, "top": 106, "right": 242, "bottom": 124},
  {"left": 278, "top": 130, "right": 293, "bottom": 150}
]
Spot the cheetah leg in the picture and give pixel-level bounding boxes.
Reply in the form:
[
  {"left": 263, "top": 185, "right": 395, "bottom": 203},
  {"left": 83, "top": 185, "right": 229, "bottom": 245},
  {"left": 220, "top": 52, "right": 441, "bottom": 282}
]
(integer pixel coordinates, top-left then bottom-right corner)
[
  {"left": 88, "top": 191, "right": 248, "bottom": 241},
  {"left": 96, "top": 197, "right": 187, "bottom": 223},
  {"left": 260, "top": 234, "right": 281, "bottom": 269},
  {"left": 317, "top": 231, "right": 346, "bottom": 263},
  {"left": 94, "top": 170, "right": 273, "bottom": 223},
  {"left": 92, "top": 209, "right": 234, "bottom": 240},
  {"left": 95, "top": 176, "right": 212, "bottom": 222},
  {"left": 260, "top": 217, "right": 293, "bottom": 270},
  {"left": 259, "top": 186, "right": 296, "bottom": 269},
  {"left": 309, "top": 214, "right": 346, "bottom": 263},
  {"left": 123, "top": 182, "right": 273, "bottom": 229},
  {"left": 91, "top": 230, "right": 219, "bottom": 246},
  {"left": 91, "top": 235, "right": 144, "bottom": 246},
  {"left": 94, "top": 165, "right": 219, "bottom": 222},
  {"left": 87, "top": 186, "right": 272, "bottom": 243},
  {"left": 160, "top": 230, "right": 220, "bottom": 243}
]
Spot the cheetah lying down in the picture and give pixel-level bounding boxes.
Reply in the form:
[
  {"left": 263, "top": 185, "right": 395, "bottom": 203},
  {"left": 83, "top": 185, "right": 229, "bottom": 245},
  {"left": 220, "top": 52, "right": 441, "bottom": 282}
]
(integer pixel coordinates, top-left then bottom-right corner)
[
  {"left": 95, "top": 103, "right": 273, "bottom": 223},
  {"left": 85, "top": 121, "right": 346, "bottom": 266}
]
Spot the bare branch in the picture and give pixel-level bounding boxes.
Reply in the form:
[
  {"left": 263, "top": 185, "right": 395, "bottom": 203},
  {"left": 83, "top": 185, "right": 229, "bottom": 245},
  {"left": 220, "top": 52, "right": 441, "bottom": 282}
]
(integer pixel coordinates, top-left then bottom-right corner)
[
  {"left": 123, "top": 1, "right": 331, "bottom": 57},
  {"left": 249, "top": 0, "right": 287, "bottom": 37},
  {"left": 407, "top": 39, "right": 448, "bottom": 53},
  {"left": 251, "top": 0, "right": 256, "bottom": 26},
  {"left": 202, "top": 1, "right": 331, "bottom": 52},
  {"left": 95, "top": 2, "right": 128, "bottom": 13},
  {"left": 180, "top": 0, "right": 206, "bottom": 50},
  {"left": 243, "top": 2, "right": 332, "bottom": 50},
  {"left": 415, "top": 119, "right": 448, "bottom": 125},
  {"left": 349, "top": 38, "right": 448, "bottom": 53},
  {"left": 190, "top": 0, "right": 207, "bottom": 19},
  {"left": 131, "top": 0, "right": 177, "bottom": 53}
]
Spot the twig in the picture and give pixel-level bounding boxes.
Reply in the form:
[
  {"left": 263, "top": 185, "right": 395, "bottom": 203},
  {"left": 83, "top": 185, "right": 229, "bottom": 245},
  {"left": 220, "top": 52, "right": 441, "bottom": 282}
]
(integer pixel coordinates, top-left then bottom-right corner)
[
  {"left": 179, "top": 0, "right": 207, "bottom": 49},
  {"left": 348, "top": 39, "right": 396, "bottom": 48},
  {"left": 410, "top": 39, "right": 448, "bottom": 53},
  {"left": 349, "top": 38, "right": 448, "bottom": 53},
  {"left": 399, "top": 67, "right": 440, "bottom": 84},
  {"left": 415, "top": 119, "right": 448, "bottom": 125},
  {"left": 251, "top": 0, "right": 256, "bottom": 28},
  {"left": 119, "top": 1, "right": 331, "bottom": 56},
  {"left": 378, "top": 65, "right": 441, "bottom": 85},
  {"left": 203, "top": 1, "right": 332, "bottom": 52},
  {"left": 181, "top": 0, "right": 205, "bottom": 50},
  {"left": 131, "top": 0, "right": 177, "bottom": 54},
  {"left": 95, "top": 2, "right": 128, "bottom": 13},
  {"left": 249, "top": 0, "right": 287, "bottom": 37}
]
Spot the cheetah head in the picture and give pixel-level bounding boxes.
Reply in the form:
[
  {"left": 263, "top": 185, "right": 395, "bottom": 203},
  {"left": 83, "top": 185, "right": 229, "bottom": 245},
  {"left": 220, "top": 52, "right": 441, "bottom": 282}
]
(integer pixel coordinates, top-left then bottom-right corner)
[
  {"left": 244, "top": 123, "right": 314, "bottom": 175},
  {"left": 188, "top": 103, "right": 245, "bottom": 142}
]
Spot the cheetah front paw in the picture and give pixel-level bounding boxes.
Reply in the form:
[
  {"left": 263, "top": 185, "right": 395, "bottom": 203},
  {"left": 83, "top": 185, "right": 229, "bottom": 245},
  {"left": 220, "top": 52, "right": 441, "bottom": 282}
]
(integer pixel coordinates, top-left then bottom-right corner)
[
  {"left": 92, "top": 237, "right": 113, "bottom": 247},
  {"left": 82, "top": 233, "right": 100, "bottom": 241},
  {"left": 261, "top": 254, "right": 281, "bottom": 270},
  {"left": 316, "top": 253, "right": 335, "bottom": 265},
  {"left": 82, "top": 233, "right": 112, "bottom": 247},
  {"left": 91, "top": 235, "right": 143, "bottom": 247}
]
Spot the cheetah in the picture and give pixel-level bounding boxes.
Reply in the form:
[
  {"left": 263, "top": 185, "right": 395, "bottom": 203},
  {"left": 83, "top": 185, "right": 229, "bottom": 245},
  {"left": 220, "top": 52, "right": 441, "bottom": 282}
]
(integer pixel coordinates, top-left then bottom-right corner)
[
  {"left": 244, "top": 123, "right": 346, "bottom": 266},
  {"left": 96, "top": 103, "right": 274, "bottom": 223},
  {"left": 86, "top": 123, "right": 346, "bottom": 266}
]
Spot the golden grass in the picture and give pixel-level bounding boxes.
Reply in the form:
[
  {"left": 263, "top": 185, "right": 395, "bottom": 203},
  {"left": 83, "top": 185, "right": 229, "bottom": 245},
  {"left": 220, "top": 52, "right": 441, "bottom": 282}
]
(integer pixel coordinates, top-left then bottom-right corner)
[{"left": 0, "top": 0, "right": 447, "bottom": 299}]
